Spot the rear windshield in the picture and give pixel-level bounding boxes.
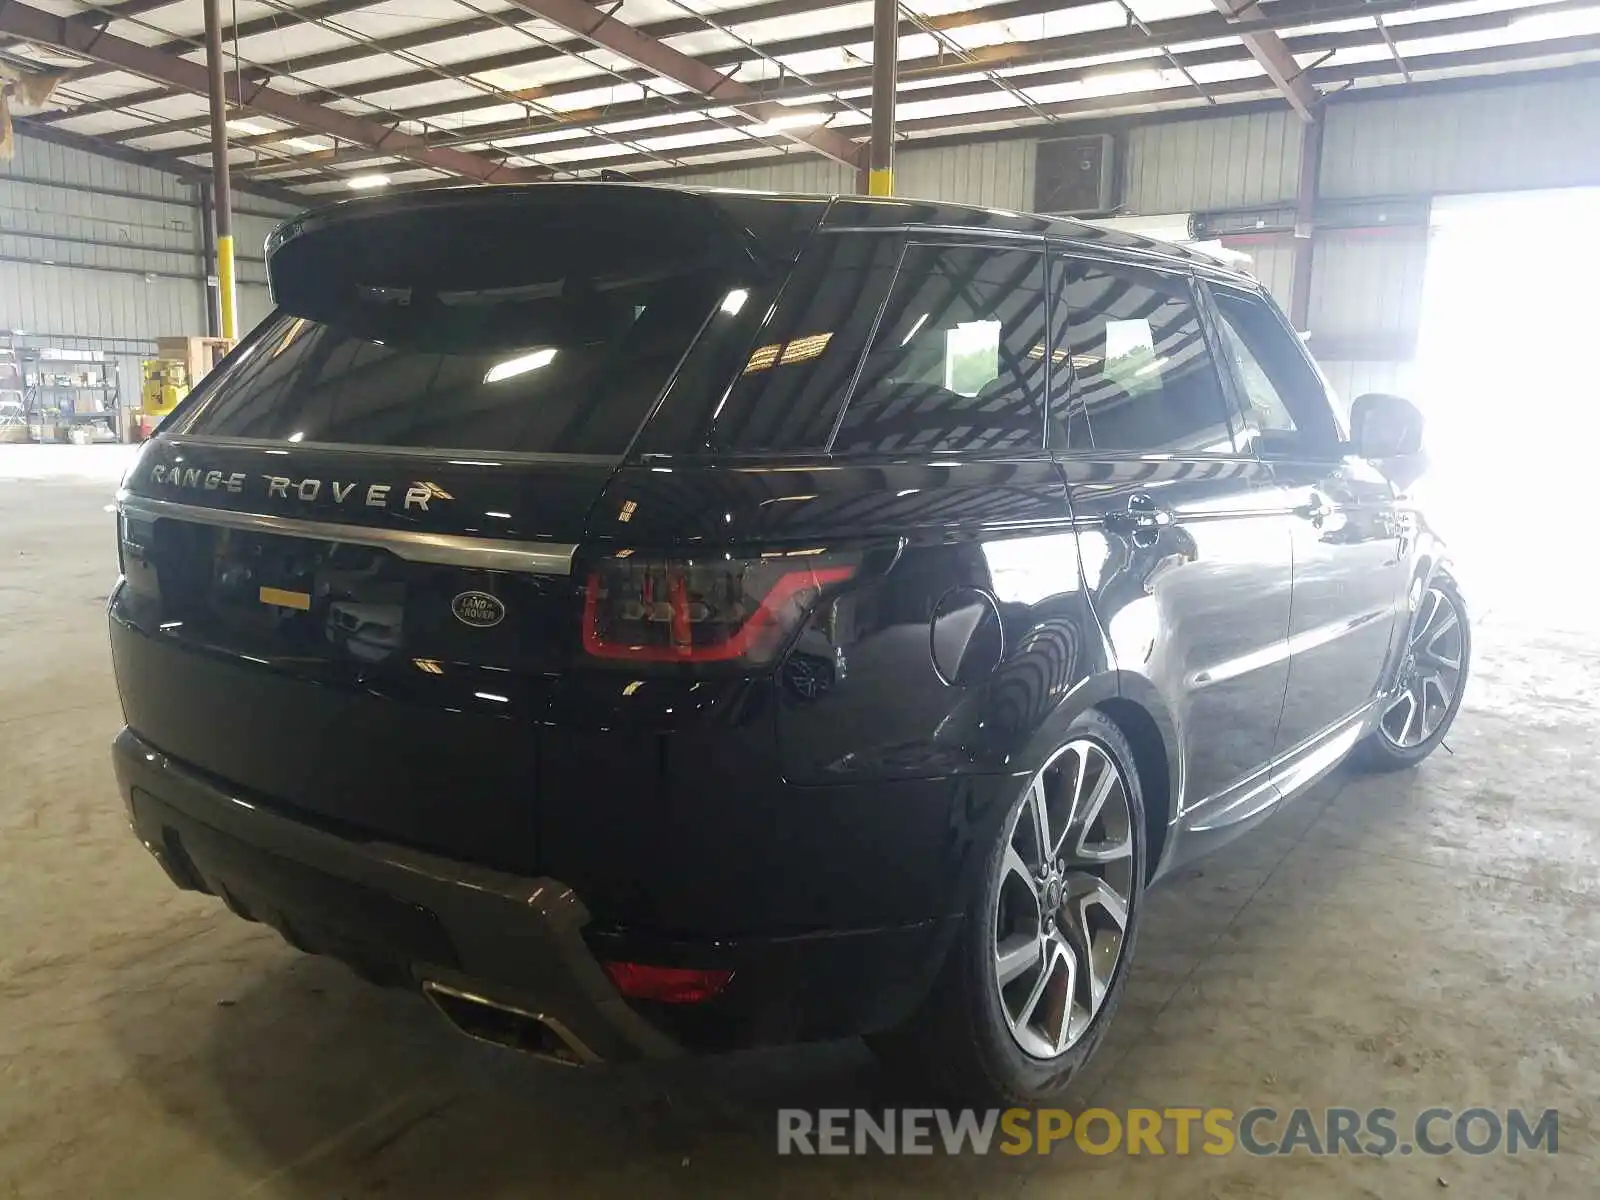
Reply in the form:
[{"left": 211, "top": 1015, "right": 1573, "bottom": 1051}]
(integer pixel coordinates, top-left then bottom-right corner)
[{"left": 176, "top": 201, "right": 735, "bottom": 455}]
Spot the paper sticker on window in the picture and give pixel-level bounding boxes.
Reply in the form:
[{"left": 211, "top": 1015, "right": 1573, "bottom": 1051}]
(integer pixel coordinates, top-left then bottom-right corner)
[
  {"left": 945, "top": 320, "right": 1001, "bottom": 397},
  {"left": 1104, "top": 318, "right": 1160, "bottom": 395}
]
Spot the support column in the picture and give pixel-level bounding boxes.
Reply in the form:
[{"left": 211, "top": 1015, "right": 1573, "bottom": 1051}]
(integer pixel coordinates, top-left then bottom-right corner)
[
  {"left": 199, "top": 182, "right": 222, "bottom": 338},
  {"left": 1288, "top": 115, "right": 1324, "bottom": 333},
  {"left": 203, "top": 0, "right": 237, "bottom": 339},
  {"left": 868, "top": 0, "right": 896, "bottom": 197}
]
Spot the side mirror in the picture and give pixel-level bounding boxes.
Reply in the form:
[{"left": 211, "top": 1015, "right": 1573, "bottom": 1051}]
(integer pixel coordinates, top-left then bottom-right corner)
[
  {"left": 1350, "top": 392, "right": 1426, "bottom": 487},
  {"left": 1351, "top": 392, "right": 1424, "bottom": 459}
]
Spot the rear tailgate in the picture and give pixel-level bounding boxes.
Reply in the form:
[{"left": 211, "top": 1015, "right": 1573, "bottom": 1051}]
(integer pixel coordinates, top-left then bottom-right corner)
[
  {"left": 113, "top": 445, "right": 608, "bottom": 871},
  {"left": 111, "top": 185, "right": 804, "bottom": 870}
]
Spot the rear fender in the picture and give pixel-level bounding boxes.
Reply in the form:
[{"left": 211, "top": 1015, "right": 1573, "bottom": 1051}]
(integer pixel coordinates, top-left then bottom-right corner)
[{"left": 1012, "top": 670, "right": 1181, "bottom": 817}]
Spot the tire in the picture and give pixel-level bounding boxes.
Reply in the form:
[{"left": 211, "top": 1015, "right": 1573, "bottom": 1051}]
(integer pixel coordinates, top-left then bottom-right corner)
[
  {"left": 1355, "top": 573, "right": 1471, "bottom": 773},
  {"left": 868, "top": 708, "right": 1147, "bottom": 1105}
]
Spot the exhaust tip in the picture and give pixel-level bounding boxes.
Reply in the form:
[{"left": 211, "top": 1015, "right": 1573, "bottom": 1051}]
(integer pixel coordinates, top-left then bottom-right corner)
[{"left": 422, "top": 980, "right": 597, "bottom": 1067}]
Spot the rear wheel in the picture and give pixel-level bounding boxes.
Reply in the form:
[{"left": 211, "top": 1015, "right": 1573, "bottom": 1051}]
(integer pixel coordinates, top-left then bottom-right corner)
[
  {"left": 869, "top": 708, "right": 1146, "bottom": 1104},
  {"left": 1356, "top": 575, "right": 1470, "bottom": 772}
]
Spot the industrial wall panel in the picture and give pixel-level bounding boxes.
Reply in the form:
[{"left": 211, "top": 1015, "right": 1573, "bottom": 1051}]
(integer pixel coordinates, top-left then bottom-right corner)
[
  {"left": 0, "top": 259, "right": 203, "bottom": 343},
  {"left": 1124, "top": 110, "right": 1303, "bottom": 213},
  {"left": 234, "top": 211, "right": 282, "bottom": 290},
  {"left": 4, "top": 133, "right": 193, "bottom": 205},
  {"left": 1, "top": 135, "right": 290, "bottom": 344},
  {"left": 0, "top": 181, "right": 196, "bottom": 259},
  {"left": 1235, "top": 238, "right": 1295, "bottom": 312},
  {"left": 1318, "top": 360, "right": 1417, "bottom": 409},
  {"left": 238, "top": 285, "right": 276, "bottom": 335},
  {"left": 673, "top": 157, "right": 854, "bottom": 195},
  {"left": 894, "top": 139, "right": 1037, "bottom": 211},
  {"left": 1307, "top": 231, "right": 1430, "bottom": 346},
  {"left": 1322, "top": 76, "right": 1600, "bottom": 199},
  {"left": 234, "top": 210, "right": 286, "bottom": 254}
]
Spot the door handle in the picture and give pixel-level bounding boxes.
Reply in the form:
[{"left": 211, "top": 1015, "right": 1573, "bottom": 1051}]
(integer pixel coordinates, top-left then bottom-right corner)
[
  {"left": 1294, "top": 493, "right": 1333, "bottom": 523},
  {"left": 1103, "top": 493, "right": 1173, "bottom": 543}
]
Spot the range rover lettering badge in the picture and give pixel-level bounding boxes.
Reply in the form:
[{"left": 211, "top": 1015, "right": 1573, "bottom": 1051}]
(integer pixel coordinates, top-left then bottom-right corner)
[
  {"left": 145, "top": 464, "right": 448, "bottom": 511},
  {"left": 452, "top": 591, "right": 505, "bottom": 628}
]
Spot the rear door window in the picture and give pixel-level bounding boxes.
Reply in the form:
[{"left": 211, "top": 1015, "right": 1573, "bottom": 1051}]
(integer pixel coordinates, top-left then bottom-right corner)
[
  {"left": 176, "top": 203, "right": 736, "bottom": 456},
  {"left": 832, "top": 244, "right": 1048, "bottom": 455},
  {"left": 1049, "top": 256, "right": 1236, "bottom": 454}
]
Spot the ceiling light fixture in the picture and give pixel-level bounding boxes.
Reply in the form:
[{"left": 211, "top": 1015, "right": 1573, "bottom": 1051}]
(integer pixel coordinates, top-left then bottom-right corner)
[
  {"left": 754, "top": 110, "right": 827, "bottom": 135},
  {"left": 346, "top": 173, "right": 392, "bottom": 190},
  {"left": 1079, "top": 68, "right": 1166, "bottom": 96}
]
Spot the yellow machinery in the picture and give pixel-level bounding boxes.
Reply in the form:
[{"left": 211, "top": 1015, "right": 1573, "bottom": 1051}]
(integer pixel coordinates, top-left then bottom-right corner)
[
  {"left": 141, "top": 358, "right": 189, "bottom": 420},
  {"left": 139, "top": 336, "right": 232, "bottom": 439}
]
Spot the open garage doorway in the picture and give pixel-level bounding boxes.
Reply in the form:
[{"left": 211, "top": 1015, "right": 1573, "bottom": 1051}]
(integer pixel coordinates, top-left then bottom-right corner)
[{"left": 1413, "top": 187, "right": 1600, "bottom": 628}]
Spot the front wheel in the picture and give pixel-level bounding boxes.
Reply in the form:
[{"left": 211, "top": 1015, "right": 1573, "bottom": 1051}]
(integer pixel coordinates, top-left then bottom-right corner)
[
  {"left": 869, "top": 709, "right": 1146, "bottom": 1105},
  {"left": 1356, "top": 574, "right": 1471, "bottom": 772}
]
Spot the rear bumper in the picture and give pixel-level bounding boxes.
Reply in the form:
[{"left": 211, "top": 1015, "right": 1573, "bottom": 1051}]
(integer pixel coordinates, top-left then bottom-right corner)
[{"left": 114, "top": 729, "right": 963, "bottom": 1056}]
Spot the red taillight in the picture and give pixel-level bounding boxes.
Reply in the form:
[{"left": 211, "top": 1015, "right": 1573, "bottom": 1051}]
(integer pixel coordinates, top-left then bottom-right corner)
[
  {"left": 582, "top": 555, "right": 853, "bottom": 666},
  {"left": 602, "top": 962, "right": 734, "bottom": 1004}
]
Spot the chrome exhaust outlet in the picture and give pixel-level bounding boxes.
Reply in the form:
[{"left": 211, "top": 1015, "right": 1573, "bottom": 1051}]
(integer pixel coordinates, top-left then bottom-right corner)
[{"left": 421, "top": 980, "right": 599, "bottom": 1066}]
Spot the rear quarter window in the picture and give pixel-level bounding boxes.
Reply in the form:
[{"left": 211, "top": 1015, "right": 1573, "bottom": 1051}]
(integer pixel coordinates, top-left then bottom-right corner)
[{"left": 708, "top": 232, "right": 902, "bottom": 453}]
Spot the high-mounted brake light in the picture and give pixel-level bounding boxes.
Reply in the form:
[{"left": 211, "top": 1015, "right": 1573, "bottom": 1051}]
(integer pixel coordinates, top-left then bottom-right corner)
[{"left": 582, "top": 555, "right": 854, "bottom": 666}]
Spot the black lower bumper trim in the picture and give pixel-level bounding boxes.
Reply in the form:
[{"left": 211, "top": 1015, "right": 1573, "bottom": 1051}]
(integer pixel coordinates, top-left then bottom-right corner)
[
  {"left": 113, "top": 728, "right": 962, "bottom": 1057},
  {"left": 116, "top": 729, "right": 678, "bottom": 1062}
]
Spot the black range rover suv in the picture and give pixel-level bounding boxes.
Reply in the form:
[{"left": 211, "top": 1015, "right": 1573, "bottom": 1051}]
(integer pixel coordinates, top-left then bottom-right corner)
[{"left": 110, "top": 184, "right": 1468, "bottom": 1103}]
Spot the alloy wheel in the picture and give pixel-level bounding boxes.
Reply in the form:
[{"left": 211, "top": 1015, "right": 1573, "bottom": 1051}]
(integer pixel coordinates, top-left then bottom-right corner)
[
  {"left": 1381, "top": 583, "right": 1465, "bottom": 749},
  {"left": 992, "top": 739, "right": 1136, "bottom": 1060}
]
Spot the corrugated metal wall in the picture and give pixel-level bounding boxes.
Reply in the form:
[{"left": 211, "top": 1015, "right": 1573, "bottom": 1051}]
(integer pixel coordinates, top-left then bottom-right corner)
[
  {"left": 1319, "top": 360, "right": 1417, "bottom": 410},
  {"left": 672, "top": 156, "right": 854, "bottom": 194},
  {"left": 234, "top": 208, "right": 288, "bottom": 332},
  {"left": 684, "top": 75, "right": 1600, "bottom": 212},
  {"left": 1124, "top": 109, "right": 1303, "bottom": 213},
  {"left": 1322, "top": 73, "right": 1600, "bottom": 199},
  {"left": 0, "top": 136, "right": 207, "bottom": 347},
  {"left": 1242, "top": 239, "right": 1296, "bottom": 312},
  {"left": 895, "top": 139, "right": 1037, "bottom": 212},
  {"left": 1, "top": 133, "right": 294, "bottom": 428},
  {"left": 1307, "top": 231, "right": 1430, "bottom": 350}
]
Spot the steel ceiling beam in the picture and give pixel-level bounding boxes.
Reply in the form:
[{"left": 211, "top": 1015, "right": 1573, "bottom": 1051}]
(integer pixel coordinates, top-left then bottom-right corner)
[
  {"left": 497, "top": 31, "right": 1600, "bottom": 179},
  {"left": 92, "top": 0, "right": 1103, "bottom": 153},
  {"left": 46, "top": 0, "right": 855, "bottom": 133},
  {"left": 165, "top": 0, "right": 1481, "bottom": 163},
  {"left": 221, "top": 0, "right": 1514, "bottom": 179},
  {"left": 1, "top": 0, "right": 172, "bottom": 48},
  {"left": 1211, "top": 0, "right": 1320, "bottom": 120},
  {"left": 0, "top": 0, "right": 539, "bottom": 183},
  {"left": 40, "top": 0, "right": 388, "bottom": 109},
  {"left": 491, "top": 0, "right": 863, "bottom": 166}
]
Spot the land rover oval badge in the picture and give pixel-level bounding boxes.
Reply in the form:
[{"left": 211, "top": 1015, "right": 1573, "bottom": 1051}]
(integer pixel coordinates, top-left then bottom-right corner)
[{"left": 452, "top": 591, "right": 505, "bottom": 628}]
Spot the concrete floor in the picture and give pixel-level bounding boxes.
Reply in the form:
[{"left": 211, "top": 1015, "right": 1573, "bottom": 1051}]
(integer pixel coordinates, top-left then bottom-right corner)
[{"left": 2, "top": 445, "right": 1595, "bottom": 1197}]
